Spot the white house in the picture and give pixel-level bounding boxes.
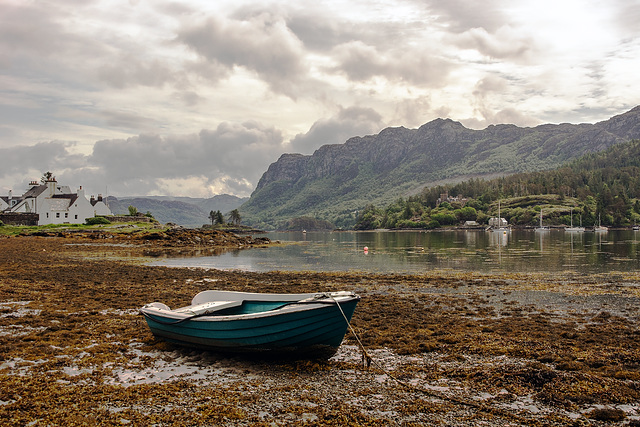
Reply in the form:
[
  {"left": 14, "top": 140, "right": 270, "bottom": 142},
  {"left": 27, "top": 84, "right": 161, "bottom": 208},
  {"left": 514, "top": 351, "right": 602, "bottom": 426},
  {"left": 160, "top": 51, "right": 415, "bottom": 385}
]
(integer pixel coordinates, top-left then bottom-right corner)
[
  {"left": 3, "top": 178, "right": 112, "bottom": 225},
  {"left": 488, "top": 217, "right": 508, "bottom": 228}
]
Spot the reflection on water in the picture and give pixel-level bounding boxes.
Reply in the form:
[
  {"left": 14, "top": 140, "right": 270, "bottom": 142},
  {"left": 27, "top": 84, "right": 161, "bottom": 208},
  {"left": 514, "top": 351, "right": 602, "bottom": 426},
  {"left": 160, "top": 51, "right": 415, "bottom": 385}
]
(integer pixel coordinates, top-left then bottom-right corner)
[{"left": 149, "top": 229, "right": 640, "bottom": 274}]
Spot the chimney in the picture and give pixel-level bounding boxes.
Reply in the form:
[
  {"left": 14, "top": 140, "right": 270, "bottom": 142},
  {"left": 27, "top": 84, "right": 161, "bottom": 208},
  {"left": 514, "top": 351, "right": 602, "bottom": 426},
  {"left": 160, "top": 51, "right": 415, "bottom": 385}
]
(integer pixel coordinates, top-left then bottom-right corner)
[
  {"left": 90, "top": 195, "right": 95, "bottom": 203},
  {"left": 97, "top": 194, "right": 103, "bottom": 202},
  {"left": 47, "top": 177, "right": 57, "bottom": 196},
  {"left": 77, "top": 186, "right": 85, "bottom": 199},
  {"left": 8, "top": 190, "right": 11, "bottom": 201}
]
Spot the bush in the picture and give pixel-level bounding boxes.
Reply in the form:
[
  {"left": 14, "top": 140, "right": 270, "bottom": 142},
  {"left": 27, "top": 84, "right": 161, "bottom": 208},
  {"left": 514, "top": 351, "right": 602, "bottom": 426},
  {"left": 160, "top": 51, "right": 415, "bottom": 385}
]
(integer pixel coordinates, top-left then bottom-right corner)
[
  {"left": 431, "top": 212, "right": 457, "bottom": 225},
  {"left": 396, "top": 219, "right": 427, "bottom": 229},
  {"left": 427, "top": 219, "right": 440, "bottom": 229},
  {"left": 85, "top": 216, "right": 111, "bottom": 225},
  {"left": 455, "top": 206, "right": 477, "bottom": 222}
]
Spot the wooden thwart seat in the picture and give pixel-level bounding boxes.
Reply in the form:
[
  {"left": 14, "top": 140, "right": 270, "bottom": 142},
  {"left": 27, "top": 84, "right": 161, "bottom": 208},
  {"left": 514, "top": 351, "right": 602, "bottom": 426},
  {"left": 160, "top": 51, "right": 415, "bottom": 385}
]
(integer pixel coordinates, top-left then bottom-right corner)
[{"left": 175, "top": 300, "right": 242, "bottom": 316}]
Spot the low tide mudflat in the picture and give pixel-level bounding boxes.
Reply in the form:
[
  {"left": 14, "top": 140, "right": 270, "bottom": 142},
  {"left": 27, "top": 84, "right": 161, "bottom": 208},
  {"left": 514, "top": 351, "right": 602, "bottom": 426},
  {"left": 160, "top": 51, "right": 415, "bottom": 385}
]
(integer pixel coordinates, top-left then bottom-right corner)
[{"left": 1, "top": 232, "right": 639, "bottom": 426}]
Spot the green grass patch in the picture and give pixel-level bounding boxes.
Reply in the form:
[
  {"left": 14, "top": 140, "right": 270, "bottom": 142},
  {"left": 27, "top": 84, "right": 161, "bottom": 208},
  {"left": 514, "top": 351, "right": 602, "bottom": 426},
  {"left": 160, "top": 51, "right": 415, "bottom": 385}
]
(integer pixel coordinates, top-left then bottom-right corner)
[{"left": 0, "top": 222, "right": 165, "bottom": 237}]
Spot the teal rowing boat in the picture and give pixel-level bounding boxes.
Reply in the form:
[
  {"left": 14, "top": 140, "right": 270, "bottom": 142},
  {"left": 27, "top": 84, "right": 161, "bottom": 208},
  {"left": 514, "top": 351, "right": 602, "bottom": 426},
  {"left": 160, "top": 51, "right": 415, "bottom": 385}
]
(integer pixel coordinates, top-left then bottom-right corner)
[{"left": 139, "top": 290, "right": 360, "bottom": 358}]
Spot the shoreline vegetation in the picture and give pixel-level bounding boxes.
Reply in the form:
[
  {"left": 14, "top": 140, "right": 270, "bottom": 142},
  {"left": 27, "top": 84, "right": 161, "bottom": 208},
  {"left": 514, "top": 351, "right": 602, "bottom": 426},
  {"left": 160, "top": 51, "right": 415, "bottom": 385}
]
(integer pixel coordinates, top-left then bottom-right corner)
[
  {"left": 350, "top": 140, "right": 640, "bottom": 232},
  {"left": 1, "top": 227, "right": 640, "bottom": 425}
]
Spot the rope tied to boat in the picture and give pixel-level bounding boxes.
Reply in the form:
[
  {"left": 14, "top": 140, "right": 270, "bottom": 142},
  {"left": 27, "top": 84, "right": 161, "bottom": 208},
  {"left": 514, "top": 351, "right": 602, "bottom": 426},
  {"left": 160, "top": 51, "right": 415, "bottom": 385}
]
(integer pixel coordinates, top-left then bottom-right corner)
[
  {"left": 327, "top": 292, "right": 530, "bottom": 425},
  {"left": 324, "top": 292, "right": 373, "bottom": 368}
]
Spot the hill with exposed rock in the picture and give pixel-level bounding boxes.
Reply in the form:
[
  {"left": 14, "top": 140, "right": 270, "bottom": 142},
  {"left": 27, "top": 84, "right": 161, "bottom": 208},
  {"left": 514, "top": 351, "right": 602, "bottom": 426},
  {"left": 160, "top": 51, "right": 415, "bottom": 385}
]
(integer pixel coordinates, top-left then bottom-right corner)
[{"left": 240, "top": 106, "right": 640, "bottom": 229}]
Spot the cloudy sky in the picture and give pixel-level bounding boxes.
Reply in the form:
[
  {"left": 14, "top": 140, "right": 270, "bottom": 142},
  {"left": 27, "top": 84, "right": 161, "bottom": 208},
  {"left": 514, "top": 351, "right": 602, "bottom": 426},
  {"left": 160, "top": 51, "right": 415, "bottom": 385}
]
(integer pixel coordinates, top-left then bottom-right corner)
[{"left": 1, "top": 0, "right": 639, "bottom": 199}]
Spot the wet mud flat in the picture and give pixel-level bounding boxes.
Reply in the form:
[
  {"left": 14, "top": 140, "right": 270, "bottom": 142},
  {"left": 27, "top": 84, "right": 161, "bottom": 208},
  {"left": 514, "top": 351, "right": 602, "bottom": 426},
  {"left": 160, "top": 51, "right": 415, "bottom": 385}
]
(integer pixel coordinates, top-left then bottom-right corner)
[{"left": 1, "top": 235, "right": 640, "bottom": 426}]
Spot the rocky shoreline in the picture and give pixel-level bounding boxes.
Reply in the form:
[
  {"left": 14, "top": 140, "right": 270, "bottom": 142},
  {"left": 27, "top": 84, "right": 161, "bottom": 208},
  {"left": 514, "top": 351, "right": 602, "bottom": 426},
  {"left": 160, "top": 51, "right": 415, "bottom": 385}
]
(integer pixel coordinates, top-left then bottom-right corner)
[{"left": 1, "top": 233, "right": 639, "bottom": 425}]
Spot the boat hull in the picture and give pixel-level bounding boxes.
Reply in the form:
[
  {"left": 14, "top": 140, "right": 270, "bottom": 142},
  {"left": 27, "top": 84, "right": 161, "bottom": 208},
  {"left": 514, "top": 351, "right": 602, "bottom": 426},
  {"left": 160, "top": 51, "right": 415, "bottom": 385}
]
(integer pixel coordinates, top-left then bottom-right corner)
[{"left": 140, "top": 293, "right": 359, "bottom": 358}]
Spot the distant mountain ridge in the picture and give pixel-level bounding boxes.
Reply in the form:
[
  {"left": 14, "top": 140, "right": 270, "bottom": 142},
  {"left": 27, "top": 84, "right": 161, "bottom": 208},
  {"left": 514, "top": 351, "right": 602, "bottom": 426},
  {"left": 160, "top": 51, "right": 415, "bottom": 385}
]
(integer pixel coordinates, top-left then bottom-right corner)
[
  {"left": 241, "top": 106, "right": 640, "bottom": 229},
  {"left": 107, "top": 194, "right": 247, "bottom": 227}
]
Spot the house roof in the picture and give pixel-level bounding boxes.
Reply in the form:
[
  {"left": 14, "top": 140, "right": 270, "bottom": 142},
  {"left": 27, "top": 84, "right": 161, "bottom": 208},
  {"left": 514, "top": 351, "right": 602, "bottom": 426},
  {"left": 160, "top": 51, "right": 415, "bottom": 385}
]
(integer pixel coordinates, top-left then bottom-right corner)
[
  {"left": 50, "top": 194, "right": 79, "bottom": 210},
  {"left": 22, "top": 185, "right": 47, "bottom": 198}
]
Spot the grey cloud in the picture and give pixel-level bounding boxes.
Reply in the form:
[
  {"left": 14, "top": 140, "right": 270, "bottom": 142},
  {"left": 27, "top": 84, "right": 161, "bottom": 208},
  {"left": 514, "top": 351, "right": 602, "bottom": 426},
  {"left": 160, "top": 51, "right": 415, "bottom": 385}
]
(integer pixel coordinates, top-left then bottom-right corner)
[
  {"left": 0, "top": 142, "right": 86, "bottom": 177},
  {"left": 0, "top": 3, "right": 74, "bottom": 56},
  {"left": 97, "top": 58, "right": 176, "bottom": 89},
  {"left": 90, "top": 121, "right": 285, "bottom": 195},
  {"left": 182, "top": 59, "right": 231, "bottom": 84},
  {"left": 281, "top": 8, "right": 403, "bottom": 52},
  {"left": 394, "top": 97, "right": 434, "bottom": 128},
  {"left": 1, "top": 2, "right": 189, "bottom": 96},
  {"left": 0, "top": 3, "right": 108, "bottom": 82},
  {"left": 286, "top": 11, "right": 354, "bottom": 52},
  {"left": 0, "top": 141, "right": 91, "bottom": 192},
  {"left": 243, "top": 5, "right": 435, "bottom": 52},
  {"left": 177, "top": 14, "right": 307, "bottom": 96},
  {"left": 612, "top": 0, "right": 640, "bottom": 36},
  {"left": 174, "top": 90, "right": 205, "bottom": 107},
  {"left": 472, "top": 75, "right": 508, "bottom": 95},
  {"left": 332, "top": 41, "right": 452, "bottom": 86},
  {"left": 101, "top": 110, "right": 160, "bottom": 132},
  {"left": 1, "top": 121, "right": 289, "bottom": 198},
  {"left": 460, "top": 75, "right": 541, "bottom": 129},
  {"left": 288, "top": 107, "right": 384, "bottom": 154},
  {"left": 489, "top": 108, "right": 540, "bottom": 128},
  {"left": 459, "top": 108, "right": 540, "bottom": 130},
  {"left": 451, "top": 26, "right": 537, "bottom": 62},
  {"left": 420, "top": 0, "right": 508, "bottom": 33},
  {"left": 198, "top": 121, "right": 285, "bottom": 181}
]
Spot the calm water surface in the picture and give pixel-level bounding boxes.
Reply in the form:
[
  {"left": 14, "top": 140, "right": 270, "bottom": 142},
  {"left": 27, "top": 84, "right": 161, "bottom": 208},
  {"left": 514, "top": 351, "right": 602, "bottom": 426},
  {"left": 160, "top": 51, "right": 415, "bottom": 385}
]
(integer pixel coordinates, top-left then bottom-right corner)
[{"left": 149, "top": 229, "right": 640, "bottom": 274}]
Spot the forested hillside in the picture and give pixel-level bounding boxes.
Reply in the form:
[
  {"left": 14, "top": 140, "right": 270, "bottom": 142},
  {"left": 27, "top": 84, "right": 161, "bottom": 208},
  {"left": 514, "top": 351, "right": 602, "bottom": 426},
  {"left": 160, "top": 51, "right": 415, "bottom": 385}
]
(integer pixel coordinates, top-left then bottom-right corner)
[
  {"left": 355, "top": 140, "right": 640, "bottom": 229},
  {"left": 241, "top": 106, "right": 640, "bottom": 230}
]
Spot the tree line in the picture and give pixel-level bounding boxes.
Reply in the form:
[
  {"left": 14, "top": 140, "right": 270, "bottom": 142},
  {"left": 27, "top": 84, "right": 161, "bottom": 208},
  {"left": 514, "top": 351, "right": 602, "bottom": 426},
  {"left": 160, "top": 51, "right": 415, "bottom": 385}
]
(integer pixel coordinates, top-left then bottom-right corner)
[
  {"left": 209, "top": 209, "right": 241, "bottom": 226},
  {"left": 355, "top": 139, "right": 640, "bottom": 229}
]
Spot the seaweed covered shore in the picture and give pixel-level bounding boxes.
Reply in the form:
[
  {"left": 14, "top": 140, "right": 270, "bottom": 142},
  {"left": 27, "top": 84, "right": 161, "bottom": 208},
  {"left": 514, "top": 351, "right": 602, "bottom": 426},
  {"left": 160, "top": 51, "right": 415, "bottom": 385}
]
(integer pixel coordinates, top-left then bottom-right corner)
[{"left": 1, "top": 233, "right": 640, "bottom": 426}]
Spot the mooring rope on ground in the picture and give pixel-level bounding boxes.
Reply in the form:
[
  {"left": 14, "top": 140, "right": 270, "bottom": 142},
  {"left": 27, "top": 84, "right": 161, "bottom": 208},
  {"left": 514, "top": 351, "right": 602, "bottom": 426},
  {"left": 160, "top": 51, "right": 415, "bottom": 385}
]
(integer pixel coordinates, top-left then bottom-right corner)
[{"left": 329, "top": 293, "right": 529, "bottom": 424}]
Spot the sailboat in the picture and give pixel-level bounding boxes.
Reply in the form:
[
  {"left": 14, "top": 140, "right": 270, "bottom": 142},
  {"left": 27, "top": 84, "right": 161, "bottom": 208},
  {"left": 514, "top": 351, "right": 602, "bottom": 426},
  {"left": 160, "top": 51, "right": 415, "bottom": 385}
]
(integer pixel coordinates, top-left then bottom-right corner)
[
  {"left": 565, "top": 207, "right": 585, "bottom": 232},
  {"left": 593, "top": 214, "right": 608, "bottom": 232},
  {"left": 535, "top": 209, "right": 550, "bottom": 231},
  {"left": 491, "top": 200, "right": 510, "bottom": 232}
]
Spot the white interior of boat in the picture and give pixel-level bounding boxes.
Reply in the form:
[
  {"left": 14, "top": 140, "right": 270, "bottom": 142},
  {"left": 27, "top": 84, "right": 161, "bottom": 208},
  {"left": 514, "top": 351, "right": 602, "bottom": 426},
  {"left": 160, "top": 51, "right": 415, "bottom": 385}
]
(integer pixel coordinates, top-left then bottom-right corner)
[
  {"left": 141, "top": 290, "right": 358, "bottom": 318},
  {"left": 191, "top": 290, "right": 355, "bottom": 306}
]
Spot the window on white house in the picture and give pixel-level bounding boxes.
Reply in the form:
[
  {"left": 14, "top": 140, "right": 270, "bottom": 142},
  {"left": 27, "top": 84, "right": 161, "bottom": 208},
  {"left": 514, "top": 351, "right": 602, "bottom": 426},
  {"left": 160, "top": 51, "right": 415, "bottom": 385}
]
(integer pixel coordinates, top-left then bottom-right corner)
[
  {"left": 56, "top": 213, "right": 60, "bottom": 218},
  {"left": 65, "top": 213, "right": 68, "bottom": 218},
  {"left": 75, "top": 215, "right": 78, "bottom": 219}
]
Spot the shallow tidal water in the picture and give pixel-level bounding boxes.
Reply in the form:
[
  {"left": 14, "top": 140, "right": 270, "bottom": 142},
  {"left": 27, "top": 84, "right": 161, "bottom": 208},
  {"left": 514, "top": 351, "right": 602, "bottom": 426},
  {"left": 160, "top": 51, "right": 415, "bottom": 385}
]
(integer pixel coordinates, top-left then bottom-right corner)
[{"left": 149, "top": 229, "right": 640, "bottom": 274}]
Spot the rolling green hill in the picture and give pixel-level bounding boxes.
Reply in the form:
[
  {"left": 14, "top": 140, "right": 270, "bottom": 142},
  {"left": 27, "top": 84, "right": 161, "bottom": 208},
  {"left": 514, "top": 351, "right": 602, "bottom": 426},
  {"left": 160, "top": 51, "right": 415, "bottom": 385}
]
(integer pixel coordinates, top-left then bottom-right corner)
[
  {"left": 241, "top": 106, "right": 640, "bottom": 230},
  {"left": 107, "top": 194, "right": 247, "bottom": 227}
]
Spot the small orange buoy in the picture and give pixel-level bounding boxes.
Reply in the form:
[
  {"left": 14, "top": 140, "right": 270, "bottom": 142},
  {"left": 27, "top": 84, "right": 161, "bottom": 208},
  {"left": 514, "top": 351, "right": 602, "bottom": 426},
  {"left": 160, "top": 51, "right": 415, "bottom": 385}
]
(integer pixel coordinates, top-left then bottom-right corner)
[{"left": 363, "top": 246, "right": 369, "bottom": 253}]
